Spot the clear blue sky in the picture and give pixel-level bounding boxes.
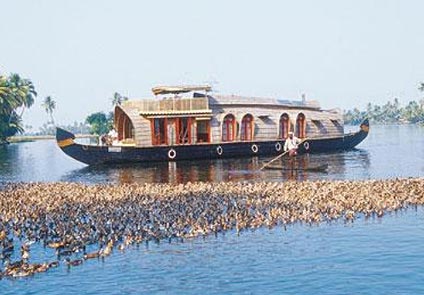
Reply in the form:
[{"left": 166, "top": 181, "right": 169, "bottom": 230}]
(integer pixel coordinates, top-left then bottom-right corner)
[{"left": 1, "top": 0, "right": 423, "bottom": 129}]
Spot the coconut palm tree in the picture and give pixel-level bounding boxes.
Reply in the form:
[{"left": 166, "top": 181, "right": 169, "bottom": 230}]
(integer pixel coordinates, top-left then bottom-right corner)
[
  {"left": 42, "top": 96, "right": 56, "bottom": 125},
  {"left": 0, "top": 75, "right": 9, "bottom": 101},
  {"left": 111, "top": 92, "right": 128, "bottom": 106},
  {"left": 0, "top": 72, "right": 37, "bottom": 142},
  {"left": 7, "top": 74, "right": 37, "bottom": 117}
]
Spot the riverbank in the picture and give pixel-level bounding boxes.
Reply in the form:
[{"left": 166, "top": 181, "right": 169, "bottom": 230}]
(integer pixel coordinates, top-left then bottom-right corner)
[
  {"left": 6, "top": 134, "right": 96, "bottom": 143},
  {"left": 0, "top": 178, "right": 423, "bottom": 278}
]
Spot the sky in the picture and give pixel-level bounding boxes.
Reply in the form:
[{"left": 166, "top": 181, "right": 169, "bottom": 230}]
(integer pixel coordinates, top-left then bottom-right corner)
[{"left": 1, "top": 0, "right": 424, "bottom": 130}]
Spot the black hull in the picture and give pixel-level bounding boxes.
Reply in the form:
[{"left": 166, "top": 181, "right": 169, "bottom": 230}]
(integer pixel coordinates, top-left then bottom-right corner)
[{"left": 56, "top": 120, "right": 369, "bottom": 166}]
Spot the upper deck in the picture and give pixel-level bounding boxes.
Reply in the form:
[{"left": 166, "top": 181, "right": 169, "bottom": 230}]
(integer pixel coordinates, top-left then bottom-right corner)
[{"left": 122, "top": 97, "right": 211, "bottom": 116}]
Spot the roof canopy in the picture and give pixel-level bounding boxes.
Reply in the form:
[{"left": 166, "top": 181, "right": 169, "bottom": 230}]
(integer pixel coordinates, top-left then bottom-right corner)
[{"left": 152, "top": 85, "right": 212, "bottom": 96}]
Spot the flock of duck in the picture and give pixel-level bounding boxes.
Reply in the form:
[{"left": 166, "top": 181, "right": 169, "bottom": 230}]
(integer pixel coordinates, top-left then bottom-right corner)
[{"left": 0, "top": 177, "right": 423, "bottom": 278}]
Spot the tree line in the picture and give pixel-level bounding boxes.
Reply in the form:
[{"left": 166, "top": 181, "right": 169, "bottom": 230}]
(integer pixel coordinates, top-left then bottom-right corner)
[{"left": 344, "top": 84, "right": 424, "bottom": 125}]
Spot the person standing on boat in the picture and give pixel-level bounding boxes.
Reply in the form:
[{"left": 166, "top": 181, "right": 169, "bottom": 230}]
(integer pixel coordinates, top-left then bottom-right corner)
[
  {"left": 284, "top": 132, "right": 301, "bottom": 157},
  {"left": 107, "top": 128, "right": 118, "bottom": 146}
]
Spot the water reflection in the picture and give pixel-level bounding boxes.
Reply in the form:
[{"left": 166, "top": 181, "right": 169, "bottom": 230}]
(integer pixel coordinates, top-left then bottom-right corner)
[{"left": 61, "top": 149, "right": 371, "bottom": 184}]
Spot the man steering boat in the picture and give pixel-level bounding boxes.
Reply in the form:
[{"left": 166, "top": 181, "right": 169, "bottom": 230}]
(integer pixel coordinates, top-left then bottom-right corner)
[{"left": 284, "top": 132, "right": 301, "bottom": 157}]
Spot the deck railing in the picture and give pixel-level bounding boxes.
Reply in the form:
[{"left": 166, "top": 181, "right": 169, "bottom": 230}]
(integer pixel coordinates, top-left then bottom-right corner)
[{"left": 123, "top": 97, "right": 210, "bottom": 114}]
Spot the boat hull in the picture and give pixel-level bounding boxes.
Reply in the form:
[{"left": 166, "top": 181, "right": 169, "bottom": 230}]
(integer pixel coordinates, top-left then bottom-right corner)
[{"left": 56, "top": 120, "right": 369, "bottom": 166}]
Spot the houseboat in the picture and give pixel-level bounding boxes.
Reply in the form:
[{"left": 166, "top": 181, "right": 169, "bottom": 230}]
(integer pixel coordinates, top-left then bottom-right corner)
[{"left": 56, "top": 85, "right": 369, "bottom": 165}]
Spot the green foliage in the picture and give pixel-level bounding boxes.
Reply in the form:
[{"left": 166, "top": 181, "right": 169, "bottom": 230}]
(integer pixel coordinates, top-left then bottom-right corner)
[
  {"left": 0, "top": 71, "right": 37, "bottom": 142},
  {"left": 85, "top": 112, "right": 113, "bottom": 135},
  {"left": 42, "top": 96, "right": 56, "bottom": 124},
  {"left": 344, "top": 98, "right": 424, "bottom": 125},
  {"left": 37, "top": 121, "right": 90, "bottom": 136},
  {"left": 111, "top": 92, "right": 128, "bottom": 106},
  {"left": 344, "top": 83, "right": 424, "bottom": 125}
]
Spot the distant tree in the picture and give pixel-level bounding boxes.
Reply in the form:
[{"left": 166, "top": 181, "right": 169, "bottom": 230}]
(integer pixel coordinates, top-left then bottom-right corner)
[
  {"left": 42, "top": 96, "right": 56, "bottom": 125},
  {"left": 111, "top": 92, "right": 128, "bottom": 106},
  {"left": 402, "top": 101, "right": 423, "bottom": 123},
  {"left": 85, "top": 112, "right": 112, "bottom": 135},
  {"left": 344, "top": 97, "right": 424, "bottom": 125},
  {"left": 418, "top": 82, "right": 424, "bottom": 92}
]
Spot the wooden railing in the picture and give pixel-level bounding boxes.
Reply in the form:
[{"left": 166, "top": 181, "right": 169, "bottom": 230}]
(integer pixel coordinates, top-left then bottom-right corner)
[{"left": 123, "top": 97, "right": 210, "bottom": 114}]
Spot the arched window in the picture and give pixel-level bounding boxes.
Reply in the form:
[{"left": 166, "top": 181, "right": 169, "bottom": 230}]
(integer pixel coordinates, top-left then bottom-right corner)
[
  {"left": 123, "top": 116, "right": 134, "bottom": 139},
  {"left": 114, "top": 107, "right": 134, "bottom": 141},
  {"left": 240, "top": 114, "right": 254, "bottom": 141},
  {"left": 296, "top": 113, "right": 306, "bottom": 138},
  {"left": 222, "top": 114, "right": 236, "bottom": 142},
  {"left": 279, "top": 113, "right": 290, "bottom": 139}
]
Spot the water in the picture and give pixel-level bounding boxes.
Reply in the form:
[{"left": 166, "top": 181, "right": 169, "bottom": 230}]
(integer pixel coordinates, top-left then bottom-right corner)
[
  {"left": 0, "top": 125, "right": 423, "bottom": 184},
  {"left": 1, "top": 125, "right": 424, "bottom": 294}
]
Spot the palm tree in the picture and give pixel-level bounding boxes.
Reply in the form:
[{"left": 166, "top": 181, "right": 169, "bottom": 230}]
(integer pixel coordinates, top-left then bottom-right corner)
[
  {"left": 0, "top": 75, "right": 9, "bottom": 101},
  {"left": 7, "top": 74, "right": 37, "bottom": 117},
  {"left": 1, "top": 72, "right": 37, "bottom": 142},
  {"left": 0, "top": 74, "right": 18, "bottom": 116},
  {"left": 42, "top": 96, "right": 56, "bottom": 125},
  {"left": 111, "top": 92, "right": 128, "bottom": 106}
]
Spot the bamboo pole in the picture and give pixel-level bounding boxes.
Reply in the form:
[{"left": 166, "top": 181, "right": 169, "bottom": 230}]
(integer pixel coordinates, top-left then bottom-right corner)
[
  {"left": 259, "top": 138, "right": 307, "bottom": 171},
  {"left": 259, "top": 150, "right": 289, "bottom": 170}
]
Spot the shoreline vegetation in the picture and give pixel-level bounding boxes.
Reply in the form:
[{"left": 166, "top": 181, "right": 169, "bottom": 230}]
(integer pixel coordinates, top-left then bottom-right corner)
[
  {"left": 6, "top": 134, "right": 96, "bottom": 144},
  {"left": 0, "top": 178, "right": 423, "bottom": 278},
  {"left": 343, "top": 97, "right": 424, "bottom": 125}
]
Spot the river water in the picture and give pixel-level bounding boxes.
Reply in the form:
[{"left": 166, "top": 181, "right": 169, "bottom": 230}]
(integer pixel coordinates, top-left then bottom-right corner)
[{"left": 0, "top": 125, "right": 424, "bottom": 294}]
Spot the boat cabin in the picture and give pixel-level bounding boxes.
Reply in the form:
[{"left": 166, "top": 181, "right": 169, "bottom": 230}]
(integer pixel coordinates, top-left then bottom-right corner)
[{"left": 112, "top": 85, "right": 343, "bottom": 147}]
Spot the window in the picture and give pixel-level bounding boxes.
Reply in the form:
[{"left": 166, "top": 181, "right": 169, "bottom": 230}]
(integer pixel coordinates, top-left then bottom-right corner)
[
  {"left": 296, "top": 113, "right": 306, "bottom": 138},
  {"left": 331, "top": 119, "right": 343, "bottom": 133},
  {"left": 222, "top": 114, "right": 236, "bottom": 142},
  {"left": 176, "top": 117, "right": 191, "bottom": 144},
  {"left": 240, "top": 114, "right": 254, "bottom": 141},
  {"left": 312, "top": 120, "right": 327, "bottom": 134},
  {"left": 151, "top": 118, "right": 167, "bottom": 145},
  {"left": 279, "top": 113, "right": 290, "bottom": 139},
  {"left": 123, "top": 117, "right": 134, "bottom": 139},
  {"left": 115, "top": 108, "right": 134, "bottom": 141},
  {"left": 196, "top": 120, "right": 210, "bottom": 143}
]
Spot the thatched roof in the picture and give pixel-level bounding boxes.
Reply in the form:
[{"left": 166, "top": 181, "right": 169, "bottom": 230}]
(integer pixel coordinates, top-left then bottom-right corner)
[{"left": 152, "top": 85, "right": 212, "bottom": 96}]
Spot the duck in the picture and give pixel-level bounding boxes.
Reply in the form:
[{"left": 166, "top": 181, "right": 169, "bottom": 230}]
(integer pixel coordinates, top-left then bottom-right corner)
[
  {"left": 48, "top": 261, "right": 59, "bottom": 268},
  {"left": 56, "top": 248, "right": 73, "bottom": 257},
  {"left": 83, "top": 251, "right": 100, "bottom": 260},
  {"left": 12, "top": 270, "right": 33, "bottom": 278},
  {"left": 21, "top": 249, "right": 30, "bottom": 263},
  {"left": 64, "top": 257, "right": 84, "bottom": 267},
  {"left": 48, "top": 241, "right": 65, "bottom": 249},
  {"left": 0, "top": 230, "right": 6, "bottom": 241}
]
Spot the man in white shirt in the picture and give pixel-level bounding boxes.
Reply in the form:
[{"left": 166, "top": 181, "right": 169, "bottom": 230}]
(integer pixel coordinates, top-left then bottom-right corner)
[
  {"left": 108, "top": 128, "right": 118, "bottom": 145},
  {"left": 284, "top": 132, "right": 301, "bottom": 157}
]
